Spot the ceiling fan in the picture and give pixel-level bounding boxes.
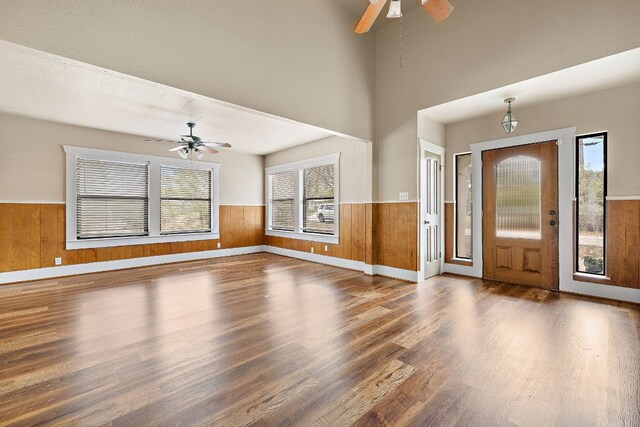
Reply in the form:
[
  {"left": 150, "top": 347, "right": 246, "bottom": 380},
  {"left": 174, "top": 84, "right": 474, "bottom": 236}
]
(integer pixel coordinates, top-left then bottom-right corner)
[
  {"left": 145, "top": 122, "right": 231, "bottom": 160},
  {"left": 354, "top": 0, "right": 454, "bottom": 34}
]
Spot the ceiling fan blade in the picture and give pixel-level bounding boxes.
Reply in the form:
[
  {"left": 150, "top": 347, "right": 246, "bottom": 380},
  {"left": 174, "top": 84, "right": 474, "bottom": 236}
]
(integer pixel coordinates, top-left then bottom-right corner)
[
  {"left": 201, "top": 146, "right": 219, "bottom": 154},
  {"left": 145, "top": 138, "right": 179, "bottom": 144},
  {"left": 422, "top": 0, "right": 454, "bottom": 22},
  {"left": 202, "top": 142, "right": 231, "bottom": 148},
  {"left": 354, "top": 0, "right": 389, "bottom": 34},
  {"left": 169, "top": 146, "right": 185, "bottom": 152}
]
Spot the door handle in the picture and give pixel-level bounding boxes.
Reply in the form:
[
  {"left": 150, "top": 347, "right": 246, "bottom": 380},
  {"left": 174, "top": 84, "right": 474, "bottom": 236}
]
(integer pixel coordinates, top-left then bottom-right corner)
[
  {"left": 549, "top": 209, "right": 556, "bottom": 215},
  {"left": 549, "top": 220, "right": 557, "bottom": 226},
  {"left": 424, "top": 220, "right": 430, "bottom": 225}
]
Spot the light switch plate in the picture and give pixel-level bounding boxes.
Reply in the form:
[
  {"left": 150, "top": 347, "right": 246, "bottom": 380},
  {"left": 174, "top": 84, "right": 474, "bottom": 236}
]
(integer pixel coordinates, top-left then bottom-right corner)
[
  {"left": 399, "top": 192, "right": 409, "bottom": 201},
  {"left": 310, "top": 247, "right": 314, "bottom": 254},
  {"left": 54, "top": 257, "right": 62, "bottom": 266},
  {"left": 216, "top": 242, "right": 221, "bottom": 249},
  {"left": 324, "top": 245, "right": 328, "bottom": 252}
]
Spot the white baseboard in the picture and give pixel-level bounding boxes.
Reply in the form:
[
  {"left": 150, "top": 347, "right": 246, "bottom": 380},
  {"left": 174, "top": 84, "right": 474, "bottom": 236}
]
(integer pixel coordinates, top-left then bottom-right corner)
[
  {"left": 263, "top": 246, "right": 418, "bottom": 282},
  {"left": 5, "top": 246, "right": 634, "bottom": 303},
  {"left": 0, "top": 246, "right": 265, "bottom": 285},
  {"left": 561, "top": 280, "right": 640, "bottom": 304},
  {"left": 264, "top": 246, "right": 366, "bottom": 272},
  {"left": 369, "top": 264, "right": 419, "bottom": 282}
]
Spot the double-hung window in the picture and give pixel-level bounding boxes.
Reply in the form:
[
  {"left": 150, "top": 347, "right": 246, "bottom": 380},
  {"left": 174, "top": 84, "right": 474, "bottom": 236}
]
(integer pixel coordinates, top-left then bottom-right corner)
[
  {"left": 269, "top": 170, "right": 295, "bottom": 231},
  {"left": 65, "top": 146, "right": 219, "bottom": 249},
  {"left": 160, "top": 166, "right": 212, "bottom": 234},
  {"left": 266, "top": 154, "right": 339, "bottom": 244},
  {"left": 76, "top": 158, "right": 149, "bottom": 239}
]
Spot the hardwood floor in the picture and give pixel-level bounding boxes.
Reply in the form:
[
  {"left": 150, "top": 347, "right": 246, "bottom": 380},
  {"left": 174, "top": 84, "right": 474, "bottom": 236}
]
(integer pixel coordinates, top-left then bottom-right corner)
[{"left": 0, "top": 253, "right": 638, "bottom": 426}]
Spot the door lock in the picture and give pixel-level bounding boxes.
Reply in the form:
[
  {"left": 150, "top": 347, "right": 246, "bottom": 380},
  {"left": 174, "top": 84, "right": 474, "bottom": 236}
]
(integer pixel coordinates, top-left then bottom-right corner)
[
  {"left": 549, "top": 210, "right": 556, "bottom": 215},
  {"left": 549, "top": 220, "right": 557, "bottom": 226}
]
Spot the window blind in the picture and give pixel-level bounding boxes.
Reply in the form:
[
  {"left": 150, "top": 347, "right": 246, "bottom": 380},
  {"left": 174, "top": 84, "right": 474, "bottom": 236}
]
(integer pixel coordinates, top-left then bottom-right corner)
[
  {"left": 76, "top": 158, "right": 149, "bottom": 239},
  {"left": 160, "top": 166, "right": 212, "bottom": 234},
  {"left": 269, "top": 170, "right": 295, "bottom": 231},
  {"left": 302, "top": 164, "right": 335, "bottom": 234}
]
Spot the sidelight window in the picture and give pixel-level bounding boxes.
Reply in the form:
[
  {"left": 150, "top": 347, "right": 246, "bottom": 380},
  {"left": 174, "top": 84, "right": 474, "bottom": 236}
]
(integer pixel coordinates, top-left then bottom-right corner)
[
  {"left": 454, "top": 153, "right": 472, "bottom": 259},
  {"left": 575, "top": 132, "right": 606, "bottom": 275}
]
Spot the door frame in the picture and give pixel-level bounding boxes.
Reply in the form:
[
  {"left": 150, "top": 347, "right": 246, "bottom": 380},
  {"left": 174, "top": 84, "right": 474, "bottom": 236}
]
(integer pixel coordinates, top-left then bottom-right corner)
[
  {"left": 443, "top": 126, "right": 638, "bottom": 303},
  {"left": 418, "top": 139, "right": 446, "bottom": 282},
  {"left": 466, "top": 127, "right": 574, "bottom": 281}
]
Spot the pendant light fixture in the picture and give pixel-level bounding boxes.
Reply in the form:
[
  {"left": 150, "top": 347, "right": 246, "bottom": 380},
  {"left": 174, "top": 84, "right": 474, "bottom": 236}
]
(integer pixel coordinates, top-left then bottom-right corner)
[
  {"left": 387, "top": 0, "right": 402, "bottom": 18},
  {"left": 501, "top": 97, "right": 519, "bottom": 134}
]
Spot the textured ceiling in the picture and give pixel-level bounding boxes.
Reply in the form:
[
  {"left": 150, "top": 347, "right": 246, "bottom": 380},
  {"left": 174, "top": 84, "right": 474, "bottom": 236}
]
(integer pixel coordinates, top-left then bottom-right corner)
[{"left": 0, "top": 41, "right": 342, "bottom": 155}]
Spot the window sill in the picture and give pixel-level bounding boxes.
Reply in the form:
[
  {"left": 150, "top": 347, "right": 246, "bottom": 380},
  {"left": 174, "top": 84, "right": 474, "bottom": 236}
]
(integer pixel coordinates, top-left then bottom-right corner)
[
  {"left": 446, "top": 258, "right": 473, "bottom": 267},
  {"left": 265, "top": 229, "right": 338, "bottom": 245},
  {"left": 66, "top": 232, "right": 220, "bottom": 250},
  {"left": 573, "top": 272, "right": 612, "bottom": 285}
]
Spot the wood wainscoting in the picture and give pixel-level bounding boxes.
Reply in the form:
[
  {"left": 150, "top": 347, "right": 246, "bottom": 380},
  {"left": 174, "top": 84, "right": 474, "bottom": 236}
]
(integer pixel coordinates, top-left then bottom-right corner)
[
  {"left": 264, "top": 202, "right": 418, "bottom": 272},
  {"left": 0, "top": 203, "right": 264, "bottom": 273},
  {"left": 607, "top": 199, "right": 640, "bottom": 288}
]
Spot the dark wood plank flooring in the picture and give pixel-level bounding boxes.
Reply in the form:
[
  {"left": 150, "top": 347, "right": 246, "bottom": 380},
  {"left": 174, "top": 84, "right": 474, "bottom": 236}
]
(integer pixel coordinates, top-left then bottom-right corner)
[{"left": 0, "top": 253, "right": 638, "bottom": 426}]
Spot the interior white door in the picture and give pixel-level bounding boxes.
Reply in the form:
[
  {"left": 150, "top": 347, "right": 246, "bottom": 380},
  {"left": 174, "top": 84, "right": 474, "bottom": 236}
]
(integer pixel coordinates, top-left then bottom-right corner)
[{"left": 423, "top": 152, "right": 441, "bottom": 278}]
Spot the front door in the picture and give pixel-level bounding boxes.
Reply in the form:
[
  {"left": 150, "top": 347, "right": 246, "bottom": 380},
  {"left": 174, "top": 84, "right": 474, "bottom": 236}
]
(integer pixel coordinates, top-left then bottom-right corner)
[{"left": 482, "top": 141, "right": 559, "bottom": 290}]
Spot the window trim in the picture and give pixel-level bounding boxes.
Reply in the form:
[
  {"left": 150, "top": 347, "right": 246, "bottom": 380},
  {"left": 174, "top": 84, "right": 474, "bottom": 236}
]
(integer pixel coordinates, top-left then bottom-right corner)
[
  {"left": 453, "top": 152, "right": 472, "bottom": 260},
  {"left": 574, "top": 131, "right": 607, "bottom": 276},
  {"left": 64, "top": 146, "right": 220, "bottom": 249},
  {"left": 265, "top": 153, "right": 340, "bottom": 244}
]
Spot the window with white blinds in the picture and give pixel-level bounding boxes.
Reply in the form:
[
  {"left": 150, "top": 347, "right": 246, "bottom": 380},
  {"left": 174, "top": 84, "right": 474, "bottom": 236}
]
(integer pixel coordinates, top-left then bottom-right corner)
[
  {"left": 302, "top": 164, "right": 335, "bottom": 234},
  {"left": 160, "top": 166, "right": 212, "bottom": 234},
  {"left": 65, "top": 146, "right": 221, "bottom": 250},
  {"left": 268, "top": 170, "right": 295, "bottom": 231},
  {"left": 265, "top": 153, "right": 340, "bottom": 243},
  {"left": 76, "top": 158, "right": 149, "bottom": 239}
]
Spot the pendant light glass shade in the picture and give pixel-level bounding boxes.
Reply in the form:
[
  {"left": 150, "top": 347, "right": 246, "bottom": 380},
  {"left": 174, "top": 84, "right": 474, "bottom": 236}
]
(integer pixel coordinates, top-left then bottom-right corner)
[
  {"left": 195, "top": 149, "right": 204, "bottom": 160},
  {"left": 177, "top": 147, "right": 189, "bottom": 159},
  {"left": 501, "top": 98, "right": 519, "bottom": 134},
  {"left": 387, "top": 0, "right": 402, "bottom": 18}
]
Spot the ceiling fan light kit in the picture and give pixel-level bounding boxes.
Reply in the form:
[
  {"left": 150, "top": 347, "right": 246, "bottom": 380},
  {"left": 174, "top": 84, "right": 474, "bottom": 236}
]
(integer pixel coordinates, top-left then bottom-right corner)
[
  {"left": 355, "top": 0, "right": 453, "bottom": 34},
  {"left": 144, "top": 122, "right": 231, "bottom": 162},
  {"left": 387, "top": 0, "right": 403, "bottom": 18}
]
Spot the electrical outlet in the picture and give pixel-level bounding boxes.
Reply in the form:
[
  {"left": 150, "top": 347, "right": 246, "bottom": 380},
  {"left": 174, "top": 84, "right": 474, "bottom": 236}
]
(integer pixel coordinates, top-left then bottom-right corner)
[
  {"left": 54, "top": 257, "right": 62, "bottom": 266},
  {"left": 324, "top": 245, "right": 328, "bottom": 252},
  {"left": 310, "top": 247, "right": 314, "bottom": 254},
  {"left": 216, "top": 242, "right": 221, "bottom": 249},
  {"left": 399, "top": 192, "right": 409, "bottom": 201}
]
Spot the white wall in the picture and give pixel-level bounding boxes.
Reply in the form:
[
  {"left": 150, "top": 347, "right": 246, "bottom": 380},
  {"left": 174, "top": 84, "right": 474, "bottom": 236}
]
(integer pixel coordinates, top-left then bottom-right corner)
[
  {"left": 443, "top": 81, "right": 640, "bottom": 200},
  {"left": 0, "top": 113, "right": 264, "bottom": 205},
  {"left": 264, "top": 136, "right": 372, "bottom": 203},
  {"left": 0, "top": 0, "right": 376, "bottom": 141},
  {"left": 374, "top": 0, "right": 640, "bottom": 201}
]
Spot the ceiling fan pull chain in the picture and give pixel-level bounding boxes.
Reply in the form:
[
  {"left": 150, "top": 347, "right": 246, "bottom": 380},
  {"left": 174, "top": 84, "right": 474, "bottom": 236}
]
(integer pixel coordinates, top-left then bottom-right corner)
[{"left": 399, "top": 17, "right": 403, "bottom": 69}]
